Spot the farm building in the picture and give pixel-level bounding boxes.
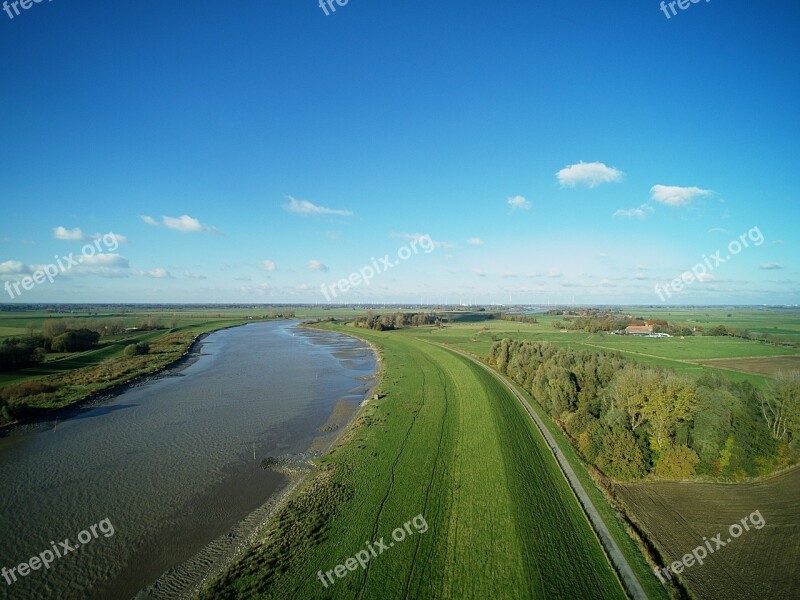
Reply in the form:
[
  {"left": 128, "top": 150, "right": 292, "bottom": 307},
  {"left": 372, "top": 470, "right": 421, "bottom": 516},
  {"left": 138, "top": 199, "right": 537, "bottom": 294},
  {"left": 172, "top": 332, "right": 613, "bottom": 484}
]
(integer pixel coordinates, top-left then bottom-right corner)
[{"left": 626, "top": 324, "right": 654, "bottom": 336}]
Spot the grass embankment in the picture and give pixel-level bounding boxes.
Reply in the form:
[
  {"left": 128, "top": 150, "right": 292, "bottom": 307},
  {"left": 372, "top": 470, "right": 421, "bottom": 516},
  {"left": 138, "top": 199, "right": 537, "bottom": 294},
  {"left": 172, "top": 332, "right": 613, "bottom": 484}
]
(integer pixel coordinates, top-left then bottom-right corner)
[
  {"left": 202, "top": 324, "right": 634, "bottom": 599},
  {"left": 410, "top": 318, "right": 798, "bottom": 600},
  {"left": 0, "top": 316, "right": 257, "bottom": 426},
  {"left": 421, "top": 337, "right": 668, "bottom": 600}
]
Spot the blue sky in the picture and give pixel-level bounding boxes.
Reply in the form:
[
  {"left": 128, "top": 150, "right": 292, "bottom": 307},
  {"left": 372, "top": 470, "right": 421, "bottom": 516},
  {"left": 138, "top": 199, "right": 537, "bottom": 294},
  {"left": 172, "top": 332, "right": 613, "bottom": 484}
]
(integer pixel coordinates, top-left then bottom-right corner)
[{"left": 1, "top": 0, "right": 798, "bottom": 305}]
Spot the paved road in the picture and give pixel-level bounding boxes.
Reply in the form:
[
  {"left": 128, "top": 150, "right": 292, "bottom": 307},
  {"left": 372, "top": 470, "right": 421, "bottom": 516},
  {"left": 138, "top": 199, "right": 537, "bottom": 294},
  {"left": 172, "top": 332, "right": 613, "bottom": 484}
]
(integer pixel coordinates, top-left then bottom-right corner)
[{"left": 430, "top": 342, "right": 650, "bottom": 600}]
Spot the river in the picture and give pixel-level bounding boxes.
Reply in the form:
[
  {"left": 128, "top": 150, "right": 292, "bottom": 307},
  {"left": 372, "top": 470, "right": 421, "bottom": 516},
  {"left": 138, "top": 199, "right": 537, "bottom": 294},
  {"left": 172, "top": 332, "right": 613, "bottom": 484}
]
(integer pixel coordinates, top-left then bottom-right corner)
[{"left": 0, "top": 321, "right": 376, "bottom": 599}]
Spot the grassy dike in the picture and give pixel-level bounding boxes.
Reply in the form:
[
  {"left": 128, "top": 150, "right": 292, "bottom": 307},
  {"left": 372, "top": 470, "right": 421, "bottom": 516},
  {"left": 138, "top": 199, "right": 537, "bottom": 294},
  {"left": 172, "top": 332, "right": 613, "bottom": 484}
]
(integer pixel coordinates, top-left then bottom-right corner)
[{"left": 199, "top": 323, "right": 637, "bottom": 599}]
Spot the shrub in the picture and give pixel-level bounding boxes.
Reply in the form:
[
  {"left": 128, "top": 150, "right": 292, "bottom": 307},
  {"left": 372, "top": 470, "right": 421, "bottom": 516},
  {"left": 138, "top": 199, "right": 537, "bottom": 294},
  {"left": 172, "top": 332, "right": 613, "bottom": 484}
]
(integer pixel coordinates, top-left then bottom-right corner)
[
  {"left": 51, "top": 329, "right": 100, "bottom": 352},
  {"left": 124, "top": 342, "right": 150, "bottom": 356}
]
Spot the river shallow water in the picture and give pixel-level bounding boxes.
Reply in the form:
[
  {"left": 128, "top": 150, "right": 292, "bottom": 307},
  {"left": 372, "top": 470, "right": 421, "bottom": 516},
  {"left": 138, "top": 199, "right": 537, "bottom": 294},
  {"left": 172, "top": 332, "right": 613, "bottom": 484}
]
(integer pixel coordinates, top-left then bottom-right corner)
[{"left": 0, "top": 321, "right": 376, "bottom": 599}]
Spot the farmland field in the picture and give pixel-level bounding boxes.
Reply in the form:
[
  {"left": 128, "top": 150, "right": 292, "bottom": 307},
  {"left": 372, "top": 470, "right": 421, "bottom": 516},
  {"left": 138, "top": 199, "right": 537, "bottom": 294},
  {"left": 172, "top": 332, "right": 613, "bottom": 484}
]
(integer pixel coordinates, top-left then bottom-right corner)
[
  {"left": 694, "top": 355, "right": 800, "bottom": 376},
  {"left": 616, "top": 468, "right": 800, "bottom": 600}
]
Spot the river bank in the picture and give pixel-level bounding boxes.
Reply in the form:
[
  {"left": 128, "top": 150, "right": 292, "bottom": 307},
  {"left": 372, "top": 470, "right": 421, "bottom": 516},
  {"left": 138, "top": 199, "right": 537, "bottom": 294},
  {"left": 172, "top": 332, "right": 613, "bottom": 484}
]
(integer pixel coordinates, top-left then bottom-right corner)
[
  {"left": 0, "top": 321, "right": 251, "bottom": 435},
  {"left": 132, "top": 323, "right": 381, "bottom": 599},
  {"left": 176, "top": 324, "right": 382, "bottom": 599},
  {"left": 0, "top": 320, "right": 378, "bottom": 599}
]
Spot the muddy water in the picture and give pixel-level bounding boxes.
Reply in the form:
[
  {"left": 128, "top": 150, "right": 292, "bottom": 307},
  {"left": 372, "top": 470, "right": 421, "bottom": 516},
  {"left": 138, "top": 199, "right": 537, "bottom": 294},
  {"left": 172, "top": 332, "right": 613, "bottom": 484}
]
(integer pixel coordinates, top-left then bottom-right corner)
[{"left": 0, "top": 321, "right": 376, "bottom": 599}]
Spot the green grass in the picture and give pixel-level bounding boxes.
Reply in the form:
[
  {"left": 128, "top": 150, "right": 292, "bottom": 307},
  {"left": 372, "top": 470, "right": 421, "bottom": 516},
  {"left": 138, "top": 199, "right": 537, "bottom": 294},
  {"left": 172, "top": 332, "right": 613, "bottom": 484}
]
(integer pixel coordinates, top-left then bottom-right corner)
[
  {"left": 204, "top": 324, "right": 640, "bottom": 599},
  {"left": 462, "top": 350, "right": 671, "bottom": 600},
  {"left": 399, "top": 310, "right": 800, "bottom": 387}
]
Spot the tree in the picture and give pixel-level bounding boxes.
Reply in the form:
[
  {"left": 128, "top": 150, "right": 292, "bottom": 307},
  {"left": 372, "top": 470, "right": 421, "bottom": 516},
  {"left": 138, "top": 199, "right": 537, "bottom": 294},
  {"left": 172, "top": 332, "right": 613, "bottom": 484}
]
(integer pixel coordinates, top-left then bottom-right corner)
[
  {"left": 577, "top": 421, "right": 605, "bottom": 463},
  {"left": 0, "top": 337, "right": 46, "bottom": 371},
  {"left": 540, "top": 364, "right": 578, "bottom": 417},
  {"left": 610, "top": 367, "right": 650, "bottom": 430},
  {"left": 641, "top": 373, "right": 698, "bottom": 452},
  {"left": 654, "top": 445, "right": 700, "bottom": 479},
  {"left": 597, "top": 429, "right": 647, "bottom": 481},
  {"left": 51, "top": 329, "right": 100, "bottom": 352},
  {"left": 41, "top": 319, "right": 68, "bottom": 342},
  {"left": 690, "top": 386, "right": 736, "bottom": 472},
  {"left": 761, "top": 371, "right": 800, "bottom": 441}
]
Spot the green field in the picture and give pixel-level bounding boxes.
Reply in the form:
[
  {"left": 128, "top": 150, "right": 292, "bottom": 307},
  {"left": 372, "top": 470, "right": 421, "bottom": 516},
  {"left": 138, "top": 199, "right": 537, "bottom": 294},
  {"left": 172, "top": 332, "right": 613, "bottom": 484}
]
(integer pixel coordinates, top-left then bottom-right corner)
[
  {"left": 403, "top": 308, "right": 800, "bottom": 387},
  {"left": 203, "top": 323, "right": 670, "bottom": 599}
]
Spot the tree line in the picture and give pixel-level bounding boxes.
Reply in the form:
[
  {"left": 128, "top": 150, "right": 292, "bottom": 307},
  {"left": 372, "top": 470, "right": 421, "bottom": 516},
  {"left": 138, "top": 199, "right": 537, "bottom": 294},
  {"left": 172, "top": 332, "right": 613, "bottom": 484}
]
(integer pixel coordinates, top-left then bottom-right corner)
[
  {"left": 353, "top": 312, "right": 441, "bottom": 331},
  {"left": 488, "top": 339, "right": 799, "bottom": 481},
  {"left": 499, "top": 313, "right": 538, "bottom": 324}
]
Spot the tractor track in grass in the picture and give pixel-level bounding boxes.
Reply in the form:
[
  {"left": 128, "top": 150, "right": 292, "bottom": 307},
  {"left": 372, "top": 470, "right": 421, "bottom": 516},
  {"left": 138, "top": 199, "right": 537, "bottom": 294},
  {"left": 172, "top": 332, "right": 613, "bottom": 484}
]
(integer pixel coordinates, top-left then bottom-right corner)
[
  {"left": 427, "top": 341, "right": 648, "bottom": 600},
  {"left": 405, "top": 355, "right": 451, "bottom": 600},
  {"left": 357, "top": 365, "right": 427, "bottom": 600}
]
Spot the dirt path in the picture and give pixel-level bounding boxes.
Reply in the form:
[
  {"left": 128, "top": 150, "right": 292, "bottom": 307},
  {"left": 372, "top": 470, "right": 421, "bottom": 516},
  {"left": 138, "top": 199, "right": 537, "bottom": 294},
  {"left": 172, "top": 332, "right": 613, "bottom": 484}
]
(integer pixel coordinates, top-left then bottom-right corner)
[{"left": 429, "top": 342, "right": 650, "bottom": 600}]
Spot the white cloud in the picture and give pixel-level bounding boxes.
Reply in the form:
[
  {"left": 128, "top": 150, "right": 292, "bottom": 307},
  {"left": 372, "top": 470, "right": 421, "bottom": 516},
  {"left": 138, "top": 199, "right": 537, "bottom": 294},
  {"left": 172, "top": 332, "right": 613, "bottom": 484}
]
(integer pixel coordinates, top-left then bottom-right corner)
[
  {"left": 49, "top": 253, "right": 132, "bottom": 278},
  {"left": 284, "top": 196, "right": 353, "bottom": 216},
  {"left": 92, "top": 232, "right": 128, "bottom": 244},
  {"left": 0, "top": 260, "right": 25, "bottom": 274},
  {"left": 546, "top": 269, "right": 562, "bottom": 278},
  {"left": 650, "top": 185, "right": 713, "bottom": 207},
  {"left": 162, "top": 214, "right": 218, "bottom": 233},
  {"left": 184, "top": 271, "right": 207, "bottom": 279},
  {"left": 556, "top": 161, "right": 624, "bottom": 188},
  {"left": 239, "top": 283, "right": 271, "bottom": 295},
  {"left": 262, "top": 260, "right": 277, "bottom": 271},
  {"left": 147, "top": 268, "right": 173, "bottom": 279},
  {"left": 141, "top": 214, "right": 219, "bottom": 233},
  {"left": 80, "top": 254, "right": 129, "bottom": 268},
  {"left": 709, "top": 227, "right": 727, "bottom": 233},
  {"left": 307, "top": 260, "right": 329, "bottom": 272},
  {"left": 133, "top": 267, "right": 174, "bottom": 279},
  {"left": 52, "top": 228, "right": 128, "bottom": 247},
  {"left": 467, "top": 238, "right": 484, "bottom": 246},
  {"left": 391, "top": 232, "right": 455, "bottom": 249},
  {"left": 697, "top": 273, "right": 716, "bottom": 282},
  {"left": 53, "top": 226, "right": 85, "bottom": 241},
  {"left": 507, "top": 195, "right": 531, "bottom": 210},
  {"left": 760, "top": 263, "right": 784, "bottom": 270},
  {"left": 613, "top": 204, "right": 653, "bottom": 219}
]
